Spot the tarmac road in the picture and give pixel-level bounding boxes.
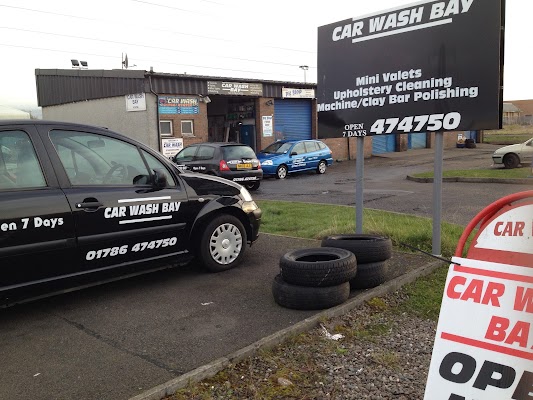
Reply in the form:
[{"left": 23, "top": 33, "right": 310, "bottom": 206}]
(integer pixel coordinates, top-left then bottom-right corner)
[{"left": 0, "top": 143, "right": 528, "bottom": 400}]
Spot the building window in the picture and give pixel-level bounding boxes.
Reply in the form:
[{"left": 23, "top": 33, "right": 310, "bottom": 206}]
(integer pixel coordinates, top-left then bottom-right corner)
[
  {"left": 181, "top": 120, "right": 194, "bottom": 137},
  {"left": 160, "top": 120, "right": 173, "bottom": 136}
]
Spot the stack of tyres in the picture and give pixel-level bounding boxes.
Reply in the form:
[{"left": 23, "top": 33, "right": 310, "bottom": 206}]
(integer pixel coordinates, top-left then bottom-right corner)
[
  {"left": 320, "top": 234, "right": 392, "bottom": 290},
  {"left": 272, "top": 247, "right": 357, "bottom": 310}
]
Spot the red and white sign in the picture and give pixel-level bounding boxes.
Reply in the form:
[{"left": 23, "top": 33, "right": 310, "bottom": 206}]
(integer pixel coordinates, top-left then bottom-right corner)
[
  {"left": 425, "top": 191, "right": 533, "bottom": 399},
  {"left": 466, "top": 202, "right": 533, "bottom": 266}
]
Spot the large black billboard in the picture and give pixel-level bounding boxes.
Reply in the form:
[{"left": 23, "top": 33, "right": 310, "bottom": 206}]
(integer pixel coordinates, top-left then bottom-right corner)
[{"left": 317, "top": 0, "right": 504, "bottom": 138}]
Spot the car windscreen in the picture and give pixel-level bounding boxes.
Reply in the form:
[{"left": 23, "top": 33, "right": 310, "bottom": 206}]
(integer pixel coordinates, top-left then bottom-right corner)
[
  {"left": 222, "top": 145, "right": 256, "bottom": 160},
  {"left": 261, "top": 142, "right": 292, "bottom": 154}
]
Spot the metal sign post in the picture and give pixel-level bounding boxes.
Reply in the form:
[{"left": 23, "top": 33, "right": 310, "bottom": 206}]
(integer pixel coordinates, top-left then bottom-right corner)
[
  {"left": 355, "top": 136, "right": 364, "bottom": 233},
  {"left": 432, "top": 131, "right": 443, "bottom": 256}
]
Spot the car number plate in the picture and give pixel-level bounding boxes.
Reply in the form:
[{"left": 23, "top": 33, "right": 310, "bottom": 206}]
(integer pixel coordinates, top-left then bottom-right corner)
[{"left": 237, "top": 163, "right": 252, "bottom": 169}]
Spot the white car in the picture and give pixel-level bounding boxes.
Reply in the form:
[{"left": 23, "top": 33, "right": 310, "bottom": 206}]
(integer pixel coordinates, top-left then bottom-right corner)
[{"left": 492, "top": 137, "right": 533, "bottom": 169}]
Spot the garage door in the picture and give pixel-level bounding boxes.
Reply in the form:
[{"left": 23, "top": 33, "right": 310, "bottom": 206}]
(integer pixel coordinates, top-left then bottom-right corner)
[
  {"left": 408, "top": 132, "right": 427, "bottom": 149},
  {"left": 372, "top": 134, "right": 396, "bottom": 154},
  {"left": 274, "top": 99, "right": 312, "bottom": 141}
]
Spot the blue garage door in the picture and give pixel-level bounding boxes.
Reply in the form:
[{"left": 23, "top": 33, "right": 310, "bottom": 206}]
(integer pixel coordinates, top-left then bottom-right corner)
[
  {"left": 372, "top": 134, "right": 396, "bottom": 154},
  {"left": 408, "top": 132, "right": 427, "bottom": 149},
  {"left": 274, "top": 99, "right": 312, "bottom": 141},
  {"left": 464, "top": 130, "right": 477, "bottom": 142}
]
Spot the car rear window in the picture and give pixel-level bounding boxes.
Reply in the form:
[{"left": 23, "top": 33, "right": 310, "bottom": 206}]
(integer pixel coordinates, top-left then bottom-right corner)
[
  {"left": 196, "top": 145, "right": 215, "bottom": 160},
  {"left": 222, "top": 145, "right": 256, "bottom": 160}
]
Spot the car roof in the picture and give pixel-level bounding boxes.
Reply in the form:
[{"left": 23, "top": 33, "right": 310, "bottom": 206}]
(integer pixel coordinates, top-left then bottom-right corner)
[
  {"left": 0, "top": 119, "right": 110, "bottom": 130},
  {"left": 185, "top": 142, "right": 251, "bottom": 147},
  {"left": 273, "top": 139, "right": 321, "bottom": 144}
]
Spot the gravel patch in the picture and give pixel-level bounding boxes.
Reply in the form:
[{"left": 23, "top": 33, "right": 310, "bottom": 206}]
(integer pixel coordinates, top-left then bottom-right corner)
[{"left": 167, "top": 287, "right": 439, "bottom": 400}]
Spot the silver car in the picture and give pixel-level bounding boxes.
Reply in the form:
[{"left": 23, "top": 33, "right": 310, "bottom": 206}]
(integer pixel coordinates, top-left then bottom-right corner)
[{"left": 492, "top": 137, "right": 533, "bottom": 169}]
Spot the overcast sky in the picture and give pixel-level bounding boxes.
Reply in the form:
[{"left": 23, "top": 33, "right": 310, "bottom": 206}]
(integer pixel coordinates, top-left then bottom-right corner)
[{"left": 0, "top": 0, "right": 529, "bottom": 110}]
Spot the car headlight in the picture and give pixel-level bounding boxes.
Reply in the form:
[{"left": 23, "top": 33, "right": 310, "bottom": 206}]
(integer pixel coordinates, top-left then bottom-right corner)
[
  {"left": 240, "top": 187, "right": 258, "bottom": 213},
  {"left": 261, "top": 160, "right": 273, "bottom": 166}
]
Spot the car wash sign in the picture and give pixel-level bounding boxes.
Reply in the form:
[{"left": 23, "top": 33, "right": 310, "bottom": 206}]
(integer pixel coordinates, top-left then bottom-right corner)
[
  {"left": 317, "top": 0, "right": 505, "bottom": 138},
  {"left": 424, "top": 194, "right": 532, "bottom": 400}
]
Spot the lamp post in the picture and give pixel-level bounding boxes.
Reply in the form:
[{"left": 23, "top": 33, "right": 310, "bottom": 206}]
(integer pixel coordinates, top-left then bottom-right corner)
[{"left": 299, "top": 65, "right": 309, "bottom": 83}]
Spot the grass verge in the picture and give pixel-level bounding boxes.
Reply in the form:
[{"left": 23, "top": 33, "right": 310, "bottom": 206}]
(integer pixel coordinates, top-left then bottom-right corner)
[
  {"left": 257, "top": 200, "right": 466, "bottom": 258},
  {"left": 412, "top": 167, "right": 531, "bottom": 179}
]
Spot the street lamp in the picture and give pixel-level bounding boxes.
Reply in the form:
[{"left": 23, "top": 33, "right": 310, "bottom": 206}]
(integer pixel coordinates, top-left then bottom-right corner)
[{"left": 299, "top": 65, "right": 309, "bottom": 83}]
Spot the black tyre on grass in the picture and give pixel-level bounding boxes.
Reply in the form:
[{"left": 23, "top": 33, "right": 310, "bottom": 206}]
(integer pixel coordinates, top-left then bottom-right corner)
[
  {"left": 349, "top": 261, "right": 388, "bottom": 290},
  {"left": 272, "top": 274, "right": 350, "bottom": 310},
  {"left": 280, "top": 247, "right": 357, "bottom": 287},
  {"left": 321, "top": 234, "right": 392, "bottom": 264}
]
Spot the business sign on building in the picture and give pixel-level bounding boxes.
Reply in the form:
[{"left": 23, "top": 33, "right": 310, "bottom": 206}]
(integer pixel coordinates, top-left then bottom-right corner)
[
  {"left": 282, "top": 88, "right": 316, "bottom": 99},
  {"left": 262, "top": 115, "right": 273, "bottom": 137},
  {"left": 207, "top": 81, "right": 263, "bottom": 96},
  {"left": 158, "top": 97, "right": 199, "bottom": 115},
  {"left": 161, "top": 138, "right": 184, "bottom": 158},
  {"left": 125, "top": 93, "right": 146, "bottom": 112},
  {"left": 317, "top": 0, "right": 504, "bottom": 138},
  {"left": 424, "top": 192, "right": 533, "bottom": 400}
]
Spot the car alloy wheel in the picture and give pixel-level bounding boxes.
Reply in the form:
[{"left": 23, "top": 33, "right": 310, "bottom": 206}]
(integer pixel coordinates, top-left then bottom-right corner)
[
  {"left": 317, "top": 160, "right": 327, "bottom": 174},
  {"left": 199, "top": 214, "right": 246, "bottom": 272},
  {"left": 276, "top": 165, "right": 288, "bottom": 179}
]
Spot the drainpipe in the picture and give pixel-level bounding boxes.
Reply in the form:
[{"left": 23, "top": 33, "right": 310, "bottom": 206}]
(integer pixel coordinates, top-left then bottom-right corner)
[
  {"left": 347, "top": 136, "right": 351, "bottom": 160},
  {"left": 148, "top": 71, "right": 161, "bottom": 152}
]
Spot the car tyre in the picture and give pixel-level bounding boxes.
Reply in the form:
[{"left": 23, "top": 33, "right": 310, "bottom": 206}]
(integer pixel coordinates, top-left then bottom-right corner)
[
  {"left": 349, "top": 261, "right": 388, "bottom": 290},
  {"left": 321, "top": 234, "right": 392, "bottom": 264},
  {"left": 465, "top": 139, "right": 476, "bottom": 149},
  {"left": 503, "top": 153, "right": 519, "bottom": 169},
  {"left": 272, "top": 274, "right": 350, "bottom": 310},
  {"left": 316, "top": 160, "right": 327, "bottom": 174},
  {"left": 198, "top": 214, "right": 246, "bottom": 272},
  {"left": 280, "top": 247, "right": 357, "bottom": 287},
  {"left": 276, "top": 164, "right": 288, "bottom": 179},
  {"left": 245, "top": 181, "right": 260, "bottom": 191}
]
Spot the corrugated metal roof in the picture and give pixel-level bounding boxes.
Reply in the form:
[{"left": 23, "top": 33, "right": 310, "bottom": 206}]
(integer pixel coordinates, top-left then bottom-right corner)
[
  {"left": 36, "top": 69, "right": 147, "bottom": 107},
  {"left": 35, "top": 69, "right": 316, "bottom": 107}
]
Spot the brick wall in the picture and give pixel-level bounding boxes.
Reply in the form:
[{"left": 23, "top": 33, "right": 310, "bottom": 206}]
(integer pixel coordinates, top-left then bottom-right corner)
[
  {"left": 159, "top": 97, "right": 209, "bottom": 148},
  {"left": 256, "top": 98, "right": 276, "bottom": 151},
  {"left": 322, "top": 137, "right": 373, "bottom": 161}
]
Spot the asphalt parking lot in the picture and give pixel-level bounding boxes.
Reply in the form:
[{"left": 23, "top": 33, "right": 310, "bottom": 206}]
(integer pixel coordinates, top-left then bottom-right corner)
[{"left": 0, "top": 233, "right": 439, "bottom": 400}]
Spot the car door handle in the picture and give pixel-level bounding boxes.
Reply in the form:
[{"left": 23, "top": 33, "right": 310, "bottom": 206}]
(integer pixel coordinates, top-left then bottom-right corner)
[{"left": 76, "top": 200, "right": 103, "bottom": 210}]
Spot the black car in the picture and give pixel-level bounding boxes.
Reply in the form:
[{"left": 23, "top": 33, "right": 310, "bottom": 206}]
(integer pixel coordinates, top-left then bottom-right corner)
[
  {"left": 0, "top": 120, "right": 261, "bottom": 307},
  {"left": 171, "top": 142, "right": 263, "bottom": 191}
]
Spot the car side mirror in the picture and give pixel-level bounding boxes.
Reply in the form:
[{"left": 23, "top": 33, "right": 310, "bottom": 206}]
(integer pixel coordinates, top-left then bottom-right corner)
[
  {"left": 290, "top": 151, "right": 297, "bottom": 156},
  {"left": 152, "top": 168, "right": 168, "bottom": 188}
]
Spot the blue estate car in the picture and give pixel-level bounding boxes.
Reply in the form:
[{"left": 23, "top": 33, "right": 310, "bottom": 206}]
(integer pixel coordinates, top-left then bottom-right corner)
[{"left": 257, "top": 139, "right": 333, "bottom": 179}]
